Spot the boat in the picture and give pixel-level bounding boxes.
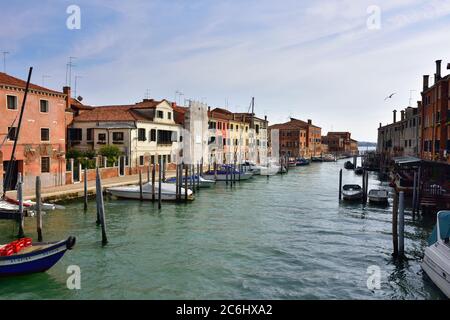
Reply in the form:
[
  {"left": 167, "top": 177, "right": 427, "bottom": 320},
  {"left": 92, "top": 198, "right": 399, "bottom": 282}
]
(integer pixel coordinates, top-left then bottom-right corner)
[
  {"left": 288, "top": 159, "right": 297, "bottom": 167},
  {"left": 165, "top": 175, "right": 215, "bottom": 188},
  {"left": 368, "top": 189, "right": 389, "bottom": 204},
  {"left": 344, "top": 161, "right": 355, "bottom": 170},
  {"left": 421, "top": 210, "right": 450, "bottom": 298},
  {"left": 311, "top": 156, "right": 323, "bottom": 162},
  {"left": 107, "top": 182, "right": 194, "bottom": 200},
  {"left": 296, "top": 158, "right": 310, "bottom": 166},
  {"left": 0, "top": 236, "right": 76, "bottom": 277},
  {"left": 342, "top": 184, "right": 363, "bottom": 201},
  {"left": 242, "top": 162, "right": 262, "bottom": 175},
  {"left": 194, "top": 167, "right": 253, "bottom": 182},
  {"left": 354, "top": 167, "right": 364, "bottom": 175},
  {"left": 260, "top": 164, "right": 280, "bottom": 176},
  {"left": 322, "top": 154, "right": 336, "bottom": 162}
]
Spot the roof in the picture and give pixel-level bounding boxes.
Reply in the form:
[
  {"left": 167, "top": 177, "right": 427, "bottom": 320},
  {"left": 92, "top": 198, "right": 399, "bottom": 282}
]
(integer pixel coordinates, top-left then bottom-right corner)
[
  {"left": 0, "top": 72, "right": 63, "bottom": 95},
  {"left": 269, "top": 118, "right": 320, "bottom": 130},
  {"left": 93, "top": 123, "right": 137, "bottom": 129}
]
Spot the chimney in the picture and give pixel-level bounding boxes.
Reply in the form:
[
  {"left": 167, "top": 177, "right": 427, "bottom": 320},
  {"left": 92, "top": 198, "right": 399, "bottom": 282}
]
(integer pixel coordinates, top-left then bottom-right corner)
[
  {"left": 436, "top": 60, "right": 442, "bottom": 80},
  {"left": 400, "top": 110, "right": 405, "bottom": 121},
  {"left": 307, "top": 119, "right": 312, "bottom": 125},
  {"left": 63, "top": 86, "right": 71, "bottom": 110},
  {"left": 447, "top": 63, "right": 450, "bottom": 70},
  {"left": 423, "top": 75, "right": 429, "bottom": 91},
  {"left": 379, "top": 123, "right": 382, "bottom": 128},
  {"left": 393, "top": 109, "right": 397, "bottom": 123}
]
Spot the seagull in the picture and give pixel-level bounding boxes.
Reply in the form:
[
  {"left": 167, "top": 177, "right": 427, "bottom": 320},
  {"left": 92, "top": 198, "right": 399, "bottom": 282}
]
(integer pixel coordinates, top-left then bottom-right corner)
[{"left": 384, "top": 92, "right": 396, "bottom": 101}]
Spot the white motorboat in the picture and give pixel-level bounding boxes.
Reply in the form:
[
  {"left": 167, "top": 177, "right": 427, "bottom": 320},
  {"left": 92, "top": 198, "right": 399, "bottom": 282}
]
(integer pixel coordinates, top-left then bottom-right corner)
[
  {"left": 421, "top": 210, "right": 450, "bottom": 298},
  {"left": 322, "top": 154, "right": 337, "bottom": 162},
  {"left": 165, "top": 175, "right": 215, "bottom": 188},
  {"left": 242, "top": 162, "right": 262, "bottom": 175},
  {"left": 107, "top": 182, "right": 193, "bottom": 201},
  {"left": 368, "top": 189, "right": 389, "bottom": 204},
  {"left": 202, "top": 168, "right": 253, "bottom": 181},
  {"left": 260, "top": 164, "right": 280, "bottom": 176},
  {"left": 342, "top": 184, "right": 363, "bottom": 201}
]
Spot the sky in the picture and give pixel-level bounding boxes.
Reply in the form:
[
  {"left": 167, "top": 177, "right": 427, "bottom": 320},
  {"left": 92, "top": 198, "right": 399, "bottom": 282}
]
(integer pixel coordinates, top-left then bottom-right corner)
[{"left": 1, "top": 0, "right": 450, "bottom": 142}]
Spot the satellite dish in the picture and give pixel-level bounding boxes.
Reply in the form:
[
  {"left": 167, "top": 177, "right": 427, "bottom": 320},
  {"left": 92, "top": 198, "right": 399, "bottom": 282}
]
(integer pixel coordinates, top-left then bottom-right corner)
[{"left": 77, "top": 96, "right": 83, "bottom": 102}]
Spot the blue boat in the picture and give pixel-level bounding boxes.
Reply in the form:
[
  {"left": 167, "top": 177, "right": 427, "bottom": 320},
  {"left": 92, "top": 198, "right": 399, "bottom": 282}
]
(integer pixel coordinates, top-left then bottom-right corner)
[
  {"left": 296, "top": 158, "right": 310, "bottom": 166},
  {"left": 0, "top": 236, "right": 76, "bottom": 277}
]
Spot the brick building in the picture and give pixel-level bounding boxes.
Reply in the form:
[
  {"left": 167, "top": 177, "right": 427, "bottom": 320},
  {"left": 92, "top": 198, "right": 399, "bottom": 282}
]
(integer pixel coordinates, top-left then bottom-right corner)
[
  {"left": 420, "top": 60, "right": 450, "bottom": 163},
  {"left": 269, "top": 118, "right": 322, "bottom": 158},
  {"left": 0, "top": 72, "right": 68, "bottom": 191},
  {"left": 322, "top": 132, "right": 358, "bottom": 155}
]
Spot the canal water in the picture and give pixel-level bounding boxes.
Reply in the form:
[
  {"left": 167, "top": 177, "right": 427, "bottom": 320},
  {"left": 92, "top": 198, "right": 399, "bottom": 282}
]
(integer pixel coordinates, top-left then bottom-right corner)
[{"left": 0, "top": 159, "right": 446, "bottom": 299}]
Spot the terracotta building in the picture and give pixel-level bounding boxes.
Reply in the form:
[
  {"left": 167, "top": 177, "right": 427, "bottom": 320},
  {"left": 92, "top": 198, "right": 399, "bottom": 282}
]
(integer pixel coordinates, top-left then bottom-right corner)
[
  {"left": 322, "top": 132, "right": 358, "bottom": 155},
  {"left": 269, "top": 118, "right": 322, "bottom": 158},
  {"left": 421, "top": 60, "right": 450, "bottom": 164},
  {"left": 0, "top": 72, "right": 68, "bottom": 191}
]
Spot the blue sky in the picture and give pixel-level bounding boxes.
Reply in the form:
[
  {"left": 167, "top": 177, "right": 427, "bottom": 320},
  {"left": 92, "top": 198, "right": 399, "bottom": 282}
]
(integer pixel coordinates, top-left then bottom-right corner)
[{"left": 2, "top": 0, "right": 450, "bottom": 141}]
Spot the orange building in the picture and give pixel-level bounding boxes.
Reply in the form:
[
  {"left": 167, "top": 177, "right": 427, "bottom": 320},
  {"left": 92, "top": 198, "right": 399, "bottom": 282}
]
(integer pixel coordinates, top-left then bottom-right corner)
[
  {"left": 420, "top": 60, "right": 450, "bottom": 164},
  {"left": 0, "top": 72, "right": 68, "bottom": 191}
]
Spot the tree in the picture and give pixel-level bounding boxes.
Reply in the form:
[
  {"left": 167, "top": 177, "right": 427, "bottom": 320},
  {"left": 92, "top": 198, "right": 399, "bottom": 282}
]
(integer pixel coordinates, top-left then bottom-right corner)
[{"left": 99, "top": 145, "right": 123, "bottom": 166}]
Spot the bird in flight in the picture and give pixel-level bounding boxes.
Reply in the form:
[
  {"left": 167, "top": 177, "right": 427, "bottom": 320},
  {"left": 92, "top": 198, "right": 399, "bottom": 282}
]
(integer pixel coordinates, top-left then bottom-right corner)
[{"left": 384, "top": 92, "right": 396, "bottom": 100}]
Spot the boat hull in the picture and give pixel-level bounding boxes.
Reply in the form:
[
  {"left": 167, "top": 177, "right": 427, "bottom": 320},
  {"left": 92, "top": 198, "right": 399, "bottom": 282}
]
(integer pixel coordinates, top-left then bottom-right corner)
[
  {"left": 108, "top": 188, "right": 194, "bottom": 201},
  {"left": 342, "top": 192, "right": 363, "bottom": 201},
  {"left": 421, "top": 242, "right": 450, "bottom": 298},
  {"left": 0, "top": 237, "right": 75, "bottom": 277},
  {"left": 202, "top": 172, "right": 253, "bottom": 181}
]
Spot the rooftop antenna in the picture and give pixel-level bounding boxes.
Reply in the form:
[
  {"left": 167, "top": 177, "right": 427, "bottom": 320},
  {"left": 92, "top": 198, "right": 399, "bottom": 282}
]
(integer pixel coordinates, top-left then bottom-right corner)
[
  {"left": 1, "top": 51, "right": 9, "bottom": 73},
  {"left": 42, "top": 75, "right": 51, "bottom": 87},
  {"left": 74, "top": 75, "right": 83, "bottom": 99},
  {"left": 65, "top": 56, "right": 77, "bottom": 86},
  {"left": 145, "top": 88, "right": 151, "bottom": 99},
  {"left": 175, "top": 90, "right": 183, "bottom": 105}
]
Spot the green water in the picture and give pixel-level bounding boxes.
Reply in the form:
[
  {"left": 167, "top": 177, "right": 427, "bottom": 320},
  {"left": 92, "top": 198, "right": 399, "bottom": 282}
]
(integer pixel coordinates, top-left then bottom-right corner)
[{"left": 0, "top": 160, "right": 446, "bottom": 299}]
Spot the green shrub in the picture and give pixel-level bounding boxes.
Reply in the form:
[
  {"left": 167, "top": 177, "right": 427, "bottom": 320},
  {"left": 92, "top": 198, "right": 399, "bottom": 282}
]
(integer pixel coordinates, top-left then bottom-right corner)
[{"left": 99, "top": 145, "right": 123, "bottom": 166}]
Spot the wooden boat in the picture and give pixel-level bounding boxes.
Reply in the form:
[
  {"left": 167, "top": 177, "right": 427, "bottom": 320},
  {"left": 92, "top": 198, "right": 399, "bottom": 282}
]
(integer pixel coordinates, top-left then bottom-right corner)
[
  {"left": 342, "top": 184, "right": 363, "bottom": 201},
  {"left": 165, "top": 175, "right": 215, "bottom": 188},
  {"left": 368, "top": 189, "right": 389, "bottom": 204},
  {"left": 354, "top": 167, "right": 364, "bottom": 175},
  {"left": 344, "top": 161, "right": 355, "bottom": 170},
  {"left": 0, "top": 236, "right": 76, "bottom": 277},
  {"left": 422, "top": 210, "right": 450, "bottom": 298},
  {"left": 107, "top": 182, "right": 194, "bottom": 200}
]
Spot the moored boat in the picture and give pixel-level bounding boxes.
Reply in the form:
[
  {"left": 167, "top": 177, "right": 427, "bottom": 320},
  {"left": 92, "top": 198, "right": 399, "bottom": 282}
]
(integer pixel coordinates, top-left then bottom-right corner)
[
  {"left": 344, "top": 161, "right": 355, "bottom": 170},
  {"left": 107, "top": 182, "right": 194, "bottom": 200},
  {"left": 202, "top": 169, "right": 253, "bottom": 181},
  {"left": 296, "top": 158, "right": 310, "bottom": 166},
  {"left": 0, "top": 236, "right": 76, "bottom": 277},
  {"left": 322, "top": 154, "right": 336, "bottom": 162},
  {"left": 260, "top": 164, "right": 280, "bottom": 176},
  {"left": 311, "top": 157, "right": 323, "bottom": 162},
  {"left": 165, "top": 175, "right": 215, "bottom": 188},
  {"left": 342, "top": 184, "right": 363, "bottom": 201},
  {"left": 368, "top": 189, "right": 389, "bottom": 204},
  {"left": 354, "top": 167, "right": 364, "bottom": 175},
  {"left": 421, "top": 210, "right": 450, "bottom": 298}
]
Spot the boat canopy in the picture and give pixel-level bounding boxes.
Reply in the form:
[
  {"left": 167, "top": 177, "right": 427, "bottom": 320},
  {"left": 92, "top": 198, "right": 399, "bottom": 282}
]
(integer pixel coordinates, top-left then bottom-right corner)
[{"left": 428, "top": 211, "right": 450, "bottom": 245}]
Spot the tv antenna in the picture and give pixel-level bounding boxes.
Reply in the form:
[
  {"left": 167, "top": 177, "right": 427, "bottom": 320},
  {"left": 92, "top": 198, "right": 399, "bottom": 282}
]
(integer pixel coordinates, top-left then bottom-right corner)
[
  {"left": 1, "top": 51, "right": 9, "bottom": 73},
  {"left": 65, "top": 56, "right": 77, "bottom": 86}
]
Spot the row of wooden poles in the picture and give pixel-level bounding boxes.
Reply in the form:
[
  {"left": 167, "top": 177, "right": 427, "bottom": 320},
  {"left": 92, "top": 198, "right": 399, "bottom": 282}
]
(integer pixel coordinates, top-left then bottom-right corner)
[
  {"left": 337, "top": 168, "right": 407, "bottom": 259},
  {"left": 16, "top": 173, "right": 42, "bottom": 241}
]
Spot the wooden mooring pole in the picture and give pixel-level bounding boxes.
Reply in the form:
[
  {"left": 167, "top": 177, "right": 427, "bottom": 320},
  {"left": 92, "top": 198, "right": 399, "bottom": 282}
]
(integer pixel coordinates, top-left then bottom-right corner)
[
  {"left": 175, "top": 163, "right": 179, "bottom": 201},
  {"left": 398, "top": 191, "right": 405, "bottom": 257},
  {"left": 84, "top": 165, "right": 88, "bottom": 211},
  {"left": 392, "top": 191, "right": 399, "bottom": 258},
  {"left": 158, "top": 158, "right": 162, "bottom": 209},
  {"left": 338, "top": 169, "right": 342, "bottom": 201},
  {"left": 139, "top": 169, "right": 143, "bottom": 201},
  {"left": 96, "top": 169, "right": 108, "bottom": 245},
  {"left": 184, "top": 164, "right": 188, "bottom": 202},
  {"left": 17, "top": 173, "right": 25, "bottom": 238},
  {"left": 36, "top": 176, "right": 43, "bottom": 242},
  {"left": 152, "top": 160, "right": 156, "bottom": 202},
  {"left": 412, "top": 171, "right": 417, "bottom": 218}
]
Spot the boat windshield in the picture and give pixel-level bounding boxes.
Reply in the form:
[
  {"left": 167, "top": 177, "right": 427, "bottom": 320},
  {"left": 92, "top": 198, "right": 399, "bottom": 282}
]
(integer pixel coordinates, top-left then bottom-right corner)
[{"left": 428, "top": 211, "right": 450, "bottom": 246}]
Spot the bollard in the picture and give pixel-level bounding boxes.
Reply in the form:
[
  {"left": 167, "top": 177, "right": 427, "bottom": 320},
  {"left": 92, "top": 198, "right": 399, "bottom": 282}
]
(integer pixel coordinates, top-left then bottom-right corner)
[
  {"left": 36, "top": 176, "right": 43, "bottom": 242},
  {"left": 398, "top": 191, "right": 405, "bottom": 257}
]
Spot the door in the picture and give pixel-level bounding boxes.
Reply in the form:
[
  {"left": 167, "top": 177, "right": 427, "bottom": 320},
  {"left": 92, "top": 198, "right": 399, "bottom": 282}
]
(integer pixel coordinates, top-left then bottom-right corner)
[{"left": 3, "top": 160, "right": 19, "bottom": 191}]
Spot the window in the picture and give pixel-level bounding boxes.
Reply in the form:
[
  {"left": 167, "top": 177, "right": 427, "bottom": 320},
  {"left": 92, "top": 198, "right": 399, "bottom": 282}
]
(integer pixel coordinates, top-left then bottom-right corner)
[
  {"left": 113, "top": 132, "right": 124, "bottom": 142},
  {"left": 87, "top": 128, "right": 93, "bottom": 141},
  {"left": 7, "top": 127, "right": 16, "bottom": 140},
  {"left": 157, "top": 130, "right": 173, "bottom": 145},
  {"left": 157, "top": 110, "right": 164, "bottom": 119},
  {"left": 68, "top": 128, "right": 82, "bottom": 141},
  {"left": 168, "top": 112, "right": 172, "bottom": 120},
  {"left": 138, "top": 128, "right": 146, "bottom": 141},
  {"left": 41, "top": 157, "right": 50, "bottom": 173},
  {"left": 218, "top": 122, "right": 222, "bottom": 130},
  {"left": 98, "top": 133, "right": 106, "bottom": 144},
  {"left": 223, "top": 138, "right": 226, "bottom": 146},
  {"left": 255, "top": 125, "right": 260, "bottom": 134},
  {"left": 150, "top": 129, "right": 156, "bottom": 142},
  {"left": 40, "top": 100, "right": 49, "bottom": 113},
  {"left": 139, "top": 155, "right": 144, "bottom": 166},
  {"left": 230, "top": 124, "right": 234, "bottom": 130},
  {"left": 7, "top": 95, "right": 17, "bottom": 110},
  {"left": 41, "top": 128, "right": 50, "bottom": 141},
  {"left": 150, "top": 155, "right": 155, "bottom": 165}
]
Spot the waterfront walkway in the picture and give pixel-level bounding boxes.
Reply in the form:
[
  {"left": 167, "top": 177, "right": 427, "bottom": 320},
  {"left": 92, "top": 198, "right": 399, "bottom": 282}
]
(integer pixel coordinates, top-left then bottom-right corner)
[{"left": 6, "top": 170, "right": 176, "bottom": 202}]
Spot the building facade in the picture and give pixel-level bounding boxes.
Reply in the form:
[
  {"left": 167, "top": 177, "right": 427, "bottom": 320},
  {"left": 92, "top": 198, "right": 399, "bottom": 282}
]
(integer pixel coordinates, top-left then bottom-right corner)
[
  {"left": 421, "top": 60, "right": 450, "bottom": 164},
  {"left": 0, "top": 72, "right": 67, "bottom": 191},
  {"left": 269, "top": 118, "right": 322, "bottom": 158},
  {"left": 322, "top": 132, "right": 359, "bottom": 155}
]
